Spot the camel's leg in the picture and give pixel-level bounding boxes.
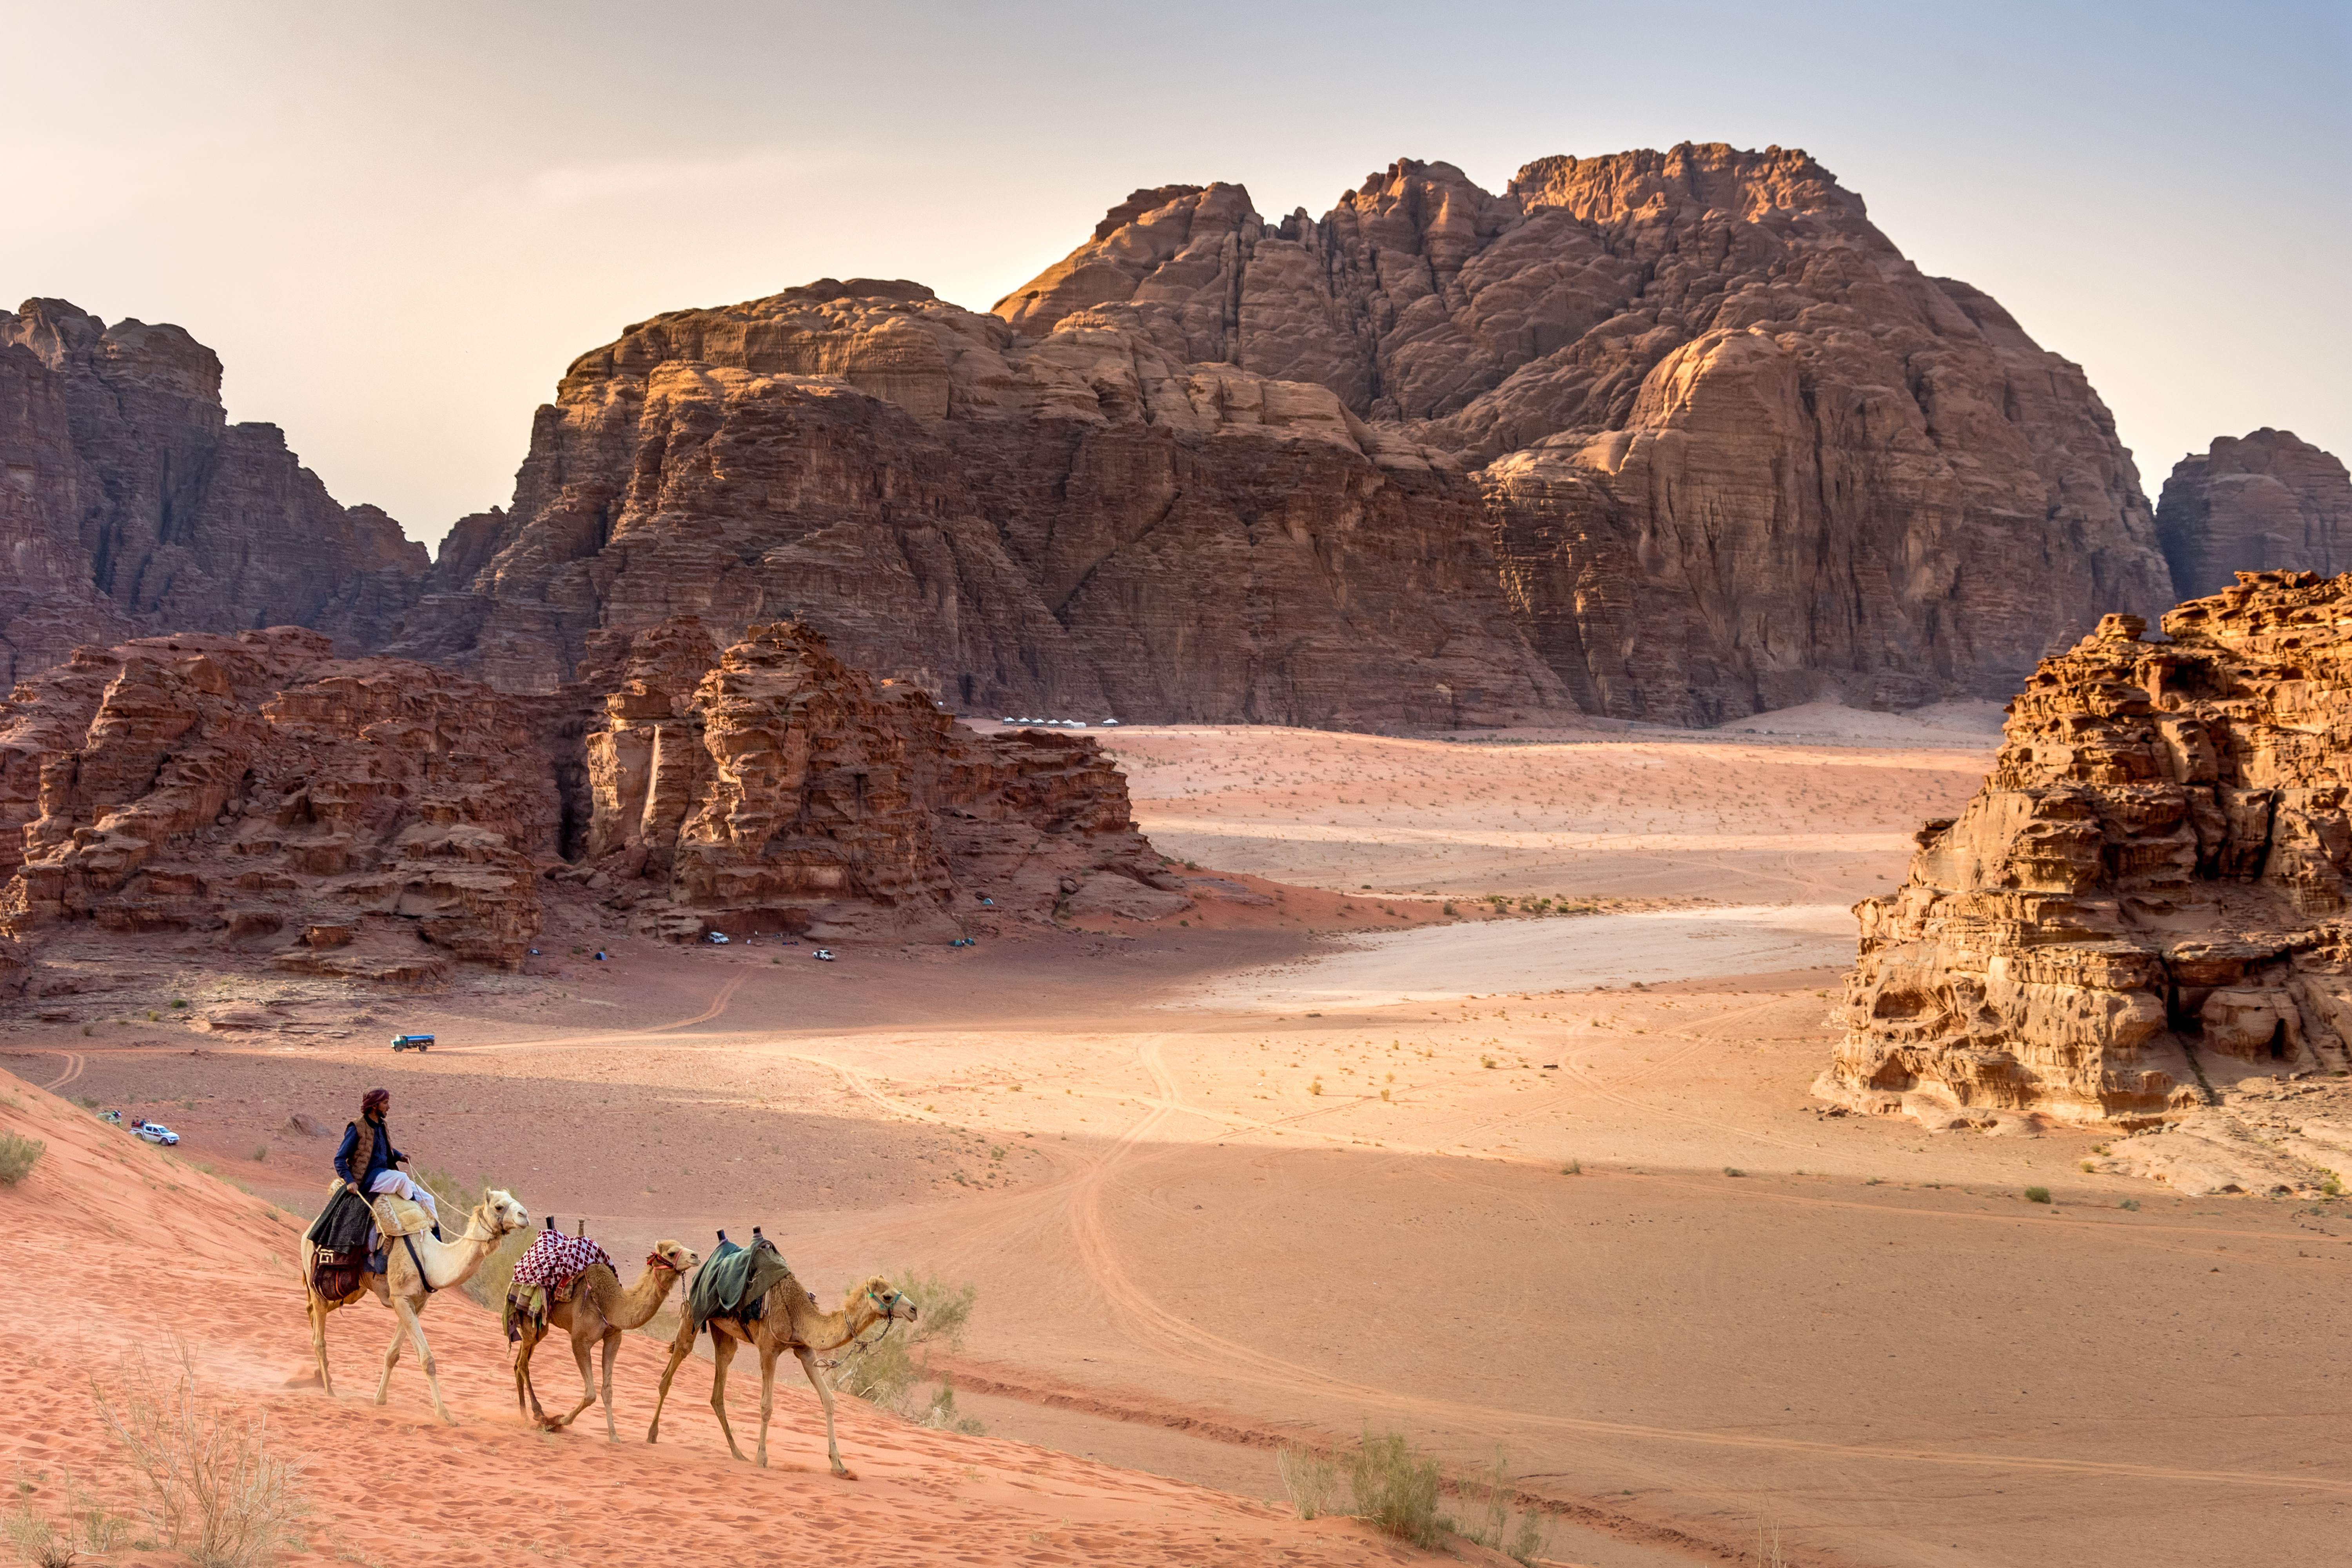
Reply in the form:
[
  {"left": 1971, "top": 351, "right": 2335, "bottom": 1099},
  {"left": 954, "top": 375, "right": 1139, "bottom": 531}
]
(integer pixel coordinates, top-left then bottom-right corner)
[
  {"left": 391, "top": 1295, "right": 455, "bottom": 1426},
  {"left": 597, "top": 1329, "right": 621, "bottom": 1443},
  {"left": 553, "top": 1318, "right": 600, "bottom": 1431},
  {"left": 307, "top": 1289, "right": 336, "bottom": 1397},
  {"left": 754, "top": 1342, "right": 779, "bottom": 1469},
  {"left": 646, "top": 1317, "right": 699, "bottom": 1445},
  {"left": 796, "top": 1344, "right": 854, "bottom": 1478},
  {"left": 708, "top": 1333, "right": 747, "bottom": 1462}
]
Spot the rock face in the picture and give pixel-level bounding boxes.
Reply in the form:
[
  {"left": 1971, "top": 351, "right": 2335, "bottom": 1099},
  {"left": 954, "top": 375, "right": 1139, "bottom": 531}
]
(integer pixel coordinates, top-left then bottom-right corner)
[
  {"left": 563, "top": 617, "right": 1170, "bottom": 940},
  {"left": 1831, "top": 573, "right": 2352, "bottom": 1137},
  {"left": 0, "top": 628, "right": 558, "bottom": 979},
  {"left": 390, "top": 143, "right": 2167, "bottom": 725},
  {"left": 0, "top": 300, "right": 428, "bottom": 684},
  {"left": 2156, "top": 430, "right": 2352, "bottom": 601},
  {"left": 0, "top": 617, "right": 1165, "bottom": 975},
  {"left": 993, "top": 148, "right": 2175, "bottom": 722},
  {"left": 385, "top": 278, "right": 1562, "bottom": 727}
]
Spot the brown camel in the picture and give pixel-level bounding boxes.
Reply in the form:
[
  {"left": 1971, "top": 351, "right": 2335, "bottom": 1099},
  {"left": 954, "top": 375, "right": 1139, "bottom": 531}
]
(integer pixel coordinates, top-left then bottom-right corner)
[
  {"left": 300, "top": 1185, "right": 529, "bottom": 1425},
  {"left": 513, "top": 1239, "right": 701, "bottom": 1440},
  {"left": 646, "top": 1270, "right": 916, "bottom": 1475}
]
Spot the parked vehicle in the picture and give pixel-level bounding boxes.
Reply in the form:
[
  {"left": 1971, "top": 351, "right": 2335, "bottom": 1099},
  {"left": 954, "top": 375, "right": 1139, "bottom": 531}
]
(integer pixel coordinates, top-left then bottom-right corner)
[
  {"left": 390, "top": 1033, "right": 434, "bottom": 1052},
  {"left": 134, "top": 1120, "right": 178, "bottom": 1146},
  {"left": 813, "top": 948, "right": 836, "bottom": 962}
]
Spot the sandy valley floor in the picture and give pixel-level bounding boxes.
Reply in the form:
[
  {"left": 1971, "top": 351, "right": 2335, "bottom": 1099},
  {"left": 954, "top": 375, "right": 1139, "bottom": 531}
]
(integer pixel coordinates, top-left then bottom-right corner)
[{"left": 4, "top": 713, "right": 2348, "bottom": 1568}]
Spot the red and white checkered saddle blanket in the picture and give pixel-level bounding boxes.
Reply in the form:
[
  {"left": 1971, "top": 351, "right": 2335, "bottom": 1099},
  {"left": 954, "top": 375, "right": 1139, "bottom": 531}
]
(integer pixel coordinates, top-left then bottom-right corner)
[{"left": 511, "top": 1232, "right": 612, "bottom": 1291}]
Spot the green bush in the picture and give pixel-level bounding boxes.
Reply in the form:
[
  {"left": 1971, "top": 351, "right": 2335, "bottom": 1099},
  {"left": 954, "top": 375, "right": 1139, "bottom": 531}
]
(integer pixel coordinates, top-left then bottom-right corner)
[
  {"left": 1348, "top": 1428, "right": 1450, "bottom": 1549},
  {"left": 0, "top": 1131, "right": 47, "bottom": 1186},
  {"left": 830, "top": 1270, "right": 984, "bottom": 1434}
]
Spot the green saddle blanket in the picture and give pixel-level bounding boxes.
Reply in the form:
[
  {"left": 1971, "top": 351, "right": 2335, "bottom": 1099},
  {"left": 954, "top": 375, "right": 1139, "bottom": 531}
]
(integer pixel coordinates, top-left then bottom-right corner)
[{"left": 688, "top": 1237, "right": 791, "bottom": 1327}]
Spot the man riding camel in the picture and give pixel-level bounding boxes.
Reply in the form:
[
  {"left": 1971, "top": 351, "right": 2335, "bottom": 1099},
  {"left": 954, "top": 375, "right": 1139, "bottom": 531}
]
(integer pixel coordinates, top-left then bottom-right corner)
[{"left": 334, "top": 1087, "right": 440, "bottom": 1234}]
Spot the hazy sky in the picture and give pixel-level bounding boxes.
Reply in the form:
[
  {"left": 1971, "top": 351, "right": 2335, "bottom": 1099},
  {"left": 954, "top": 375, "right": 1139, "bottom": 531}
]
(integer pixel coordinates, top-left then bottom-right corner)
[{"left": 6, "top": 1, "right": 2346, "bottom": 550}]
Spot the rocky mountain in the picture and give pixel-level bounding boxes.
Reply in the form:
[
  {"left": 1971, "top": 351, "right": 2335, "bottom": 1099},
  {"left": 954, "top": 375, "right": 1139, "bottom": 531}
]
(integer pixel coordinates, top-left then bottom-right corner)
[
  {"left": 2156, "top": 429, "right": 2352, "bottom": 601},
  {"left": 390, "top": 144, "right": 2174, "bottom": 724},
  {"left": 0, "top": 619, "right": 1165, "bottom": 979},
  {"left": 0, "top": 300, "right": 428, "bottom": 685},
  {"left": 1830, "top": 572, "right": 2352, "bottom": 1152}
]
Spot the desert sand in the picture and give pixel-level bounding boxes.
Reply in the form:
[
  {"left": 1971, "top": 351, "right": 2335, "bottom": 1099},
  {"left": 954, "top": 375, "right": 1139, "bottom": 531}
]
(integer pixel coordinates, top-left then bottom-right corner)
[{"left": 4, "top": 710, "right": 2347, "bottom": 1568}]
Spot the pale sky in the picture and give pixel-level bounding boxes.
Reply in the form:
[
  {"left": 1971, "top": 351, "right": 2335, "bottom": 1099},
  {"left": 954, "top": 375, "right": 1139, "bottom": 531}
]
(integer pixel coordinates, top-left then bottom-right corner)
[{"left": 6, "top": 0, "right": 2346, "bottom": 550}]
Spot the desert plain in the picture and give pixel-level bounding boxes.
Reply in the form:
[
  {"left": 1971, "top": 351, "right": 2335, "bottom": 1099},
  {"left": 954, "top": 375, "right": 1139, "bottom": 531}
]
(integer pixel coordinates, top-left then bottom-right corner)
[{"left": 4, "top": 711, "right": 2348, "bottom": 1568}]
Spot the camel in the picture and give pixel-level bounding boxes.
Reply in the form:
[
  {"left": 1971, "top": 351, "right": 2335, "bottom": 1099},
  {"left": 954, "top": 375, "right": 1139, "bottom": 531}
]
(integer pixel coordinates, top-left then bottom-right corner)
[
  {"left": 512, "top": 1239, "right": 701, "bottom": 1440},
  {"left": 646, "top": 1270, "right": 916, "bottom": 1475},
  {"left": 300, "top": 1184, "right": 529, "bottom": 1425}
]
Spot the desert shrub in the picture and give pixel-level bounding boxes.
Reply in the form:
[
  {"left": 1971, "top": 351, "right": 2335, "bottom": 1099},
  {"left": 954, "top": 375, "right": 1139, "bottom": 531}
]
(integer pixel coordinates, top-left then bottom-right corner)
[
  {"left": 1277, "top": 1447, "right": 1340, "bottom": 1519},
  {"left": 830, "top": 1270, "right": 984, "bottom": 1434},
  {"left": 0, "top": 1132, "right": 46, "bottom": 1186},
  {"left": 1456, "top": 1448, "right": 1550, "bottom": 1566},
  {"left": 90, "top": 1343, "right": 310, "bottom": 1568},
  {"left": 1348, "top": 1428, "right": 1450, "bottom": 1549},
  {"left": 2024, "top": 1186, "right": 2052, "bottom": 1205}
]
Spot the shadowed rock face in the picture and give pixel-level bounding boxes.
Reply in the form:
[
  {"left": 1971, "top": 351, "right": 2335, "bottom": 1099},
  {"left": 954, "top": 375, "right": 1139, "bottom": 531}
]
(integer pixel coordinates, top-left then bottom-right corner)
[
  {"left": 0, "top": 300, "right": 428, "bottom": 684},
  {"left": 2156, "top": 430, "right": 2352, "bottom": 601},
  {"left": 0, "top": 627, "right": 557, "bottom": 977},
  {"left": 1831, "top": 573, "right": 2352, "bottom": 1132},
  {"left": 403, "top": 145, "right": 2171, "bottom": 724}
]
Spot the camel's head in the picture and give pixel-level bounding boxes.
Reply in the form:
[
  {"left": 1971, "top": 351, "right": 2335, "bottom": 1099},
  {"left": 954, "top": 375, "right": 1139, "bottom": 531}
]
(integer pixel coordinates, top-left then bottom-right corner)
[
  {"left": 854, "top": 1274, "right": 918, "bottom": 1326},
  {"left": 481, "top": 1189, "right": 528, "bottom": 1236},
  {"left": 649, "top": 1239, "right": 700, "bottom": 1274}
]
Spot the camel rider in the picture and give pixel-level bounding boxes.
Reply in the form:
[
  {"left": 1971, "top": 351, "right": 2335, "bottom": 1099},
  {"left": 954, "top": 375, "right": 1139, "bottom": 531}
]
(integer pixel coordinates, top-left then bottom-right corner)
[{"left": 334, "top": 1087, "right": 440, "bottom": 1233}]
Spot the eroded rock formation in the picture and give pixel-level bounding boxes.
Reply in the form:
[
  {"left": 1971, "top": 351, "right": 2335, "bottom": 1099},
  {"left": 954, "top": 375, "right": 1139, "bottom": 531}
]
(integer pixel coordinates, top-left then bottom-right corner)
[
  {"left": 0, "top": 617, "right": 1166, "bottom": 975},
  {"left": 563, "top": 617, "right": 1170, "bottom": 940},
  {"left": 2156, "top": 429, "right": 2352, "bottom": 601},
  {"left": 388, "top": 143, "right": 2169, "bottom": 725},
  {"left": 1831, "top": 573, "right": 2352, "bottom": 1157},
  {"left": 0, "top": 300, "right": 428, "bottom": 684},
  {"left": 0, "top": 628, "right": 556, "bottom": 979}
]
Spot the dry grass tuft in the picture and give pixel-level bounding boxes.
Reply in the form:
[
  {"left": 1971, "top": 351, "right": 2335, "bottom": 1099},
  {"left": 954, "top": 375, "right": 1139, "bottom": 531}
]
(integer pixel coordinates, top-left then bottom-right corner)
[{"left": 89, "top": 1342, "right": 309, "bottom": 1567}]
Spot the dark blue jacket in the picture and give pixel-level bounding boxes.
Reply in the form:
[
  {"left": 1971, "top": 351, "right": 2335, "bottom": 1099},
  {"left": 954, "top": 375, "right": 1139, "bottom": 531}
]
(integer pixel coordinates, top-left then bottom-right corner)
[{"left": 334, "top": 1115, "right": 405, "bottom": 1192}]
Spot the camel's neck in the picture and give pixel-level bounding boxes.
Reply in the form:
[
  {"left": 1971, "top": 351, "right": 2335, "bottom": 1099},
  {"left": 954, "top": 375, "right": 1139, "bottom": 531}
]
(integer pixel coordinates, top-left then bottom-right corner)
[
  {"left": 609, "top": 1261, "right": 686, "bottom": 1330},
  {"left": 409, "top": 1210, "right": 503, "bottom": 1293},
  {"left": 791, "top": 1297, "right": 885, "bottom": 1353}
]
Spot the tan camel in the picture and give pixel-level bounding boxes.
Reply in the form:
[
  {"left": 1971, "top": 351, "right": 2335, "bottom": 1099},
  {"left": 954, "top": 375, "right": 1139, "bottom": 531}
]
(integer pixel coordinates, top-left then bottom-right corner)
[
  {"left": 300, "top": 1185, "right": 529, "bottom": 1425},
  {"left": 646, "top": 1270, "right": 916, "bottom": 1475},
  {"left": 512, "top": 1239, "right": 701, "bottom": 1440}
]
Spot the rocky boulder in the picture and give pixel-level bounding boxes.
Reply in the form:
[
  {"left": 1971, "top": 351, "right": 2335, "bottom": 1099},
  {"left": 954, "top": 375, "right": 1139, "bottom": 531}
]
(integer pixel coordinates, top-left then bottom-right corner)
[
  {"left": 1831, "top": 573, "right": 2352, "bottom": 1140},
  {"left": 2156, "top": 429, "right": 2352, "bottom": 600}
]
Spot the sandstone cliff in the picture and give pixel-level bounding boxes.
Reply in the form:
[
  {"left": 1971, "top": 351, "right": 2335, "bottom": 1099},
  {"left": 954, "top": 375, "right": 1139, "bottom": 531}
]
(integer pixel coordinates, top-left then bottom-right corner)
[
  {"left": 0, "top": 618, "right": 1168, "bottom": 977},
  {"left": 1832, "top": 573, "right": 2352, "bottom": 1158},
  {"left": 998, "top": 148, "right": 2176, "bottom": 722},
  {"left": 384, "top": 278, "right": 1562, "bottom": 727},
  {"left": 562, "top": 617, "right": 1171, "bottom": 941},
  {"left": 0, "top": 300, "right": 428, "bottom": 683},
  {"left": 2156, "top": 429, "right": 2352, "bottom": 600},
  {"left": 0, "top": 627, "right": 557, "bottom": 979}
]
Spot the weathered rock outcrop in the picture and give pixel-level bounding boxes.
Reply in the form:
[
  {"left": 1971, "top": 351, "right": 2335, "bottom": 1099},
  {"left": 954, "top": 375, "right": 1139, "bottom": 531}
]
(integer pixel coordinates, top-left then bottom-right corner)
[
  {"left": 0, "top": 628, "right": 557, "bottom": 978},
  {"left": 1831, "top": 573, "right": 2352, "bottom": 1142},
  {"left": 0, "top": 617, "right": 1166, "bottom": 975},
  {"left": 2156, "top": 429, "right": 2352, "bottom": 601},
  {"left": 385, "top": 278, "right": 1562, "bottom": 727},
  {"left": 391, "top": 143, "right": 2167, "bottom": 725},
  {"left": 563, "top": 617, "right": 1170, "bottom": 940},
  {"left": 0, "top": 300, "right": 428, "bottom": 684},
  {"left": 994, "top": 148, "right": 2176, "bottom": 722}
]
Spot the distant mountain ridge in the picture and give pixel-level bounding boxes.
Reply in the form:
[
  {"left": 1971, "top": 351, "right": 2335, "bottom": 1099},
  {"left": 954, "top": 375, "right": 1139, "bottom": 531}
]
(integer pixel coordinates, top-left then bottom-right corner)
[{"left": 4, "top": 145, "right": 2343, "bottom": 726}]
